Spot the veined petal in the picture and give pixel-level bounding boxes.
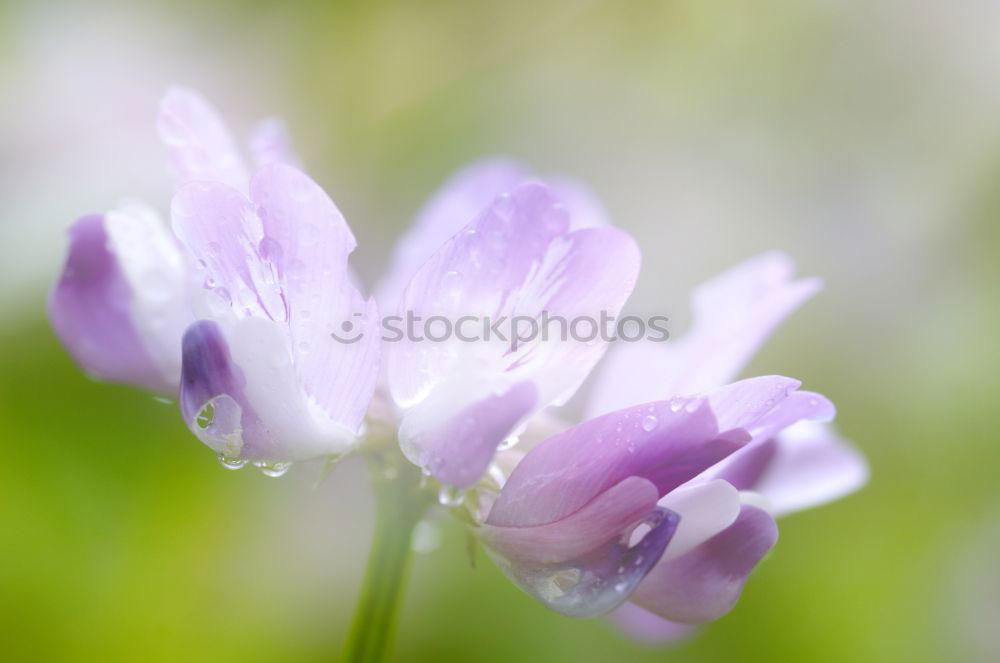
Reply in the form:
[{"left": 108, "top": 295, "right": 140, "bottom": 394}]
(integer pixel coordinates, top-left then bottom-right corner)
[
  {"left": 249, "top": 163, "right": 379, "bottom": 431},
  {"left": 587, "top": 251, "right": 821, "bottom": 417},
  {"left": 375, "top": 157, "right": 609, "bottom": 312},
  {"left": 171, "top": 180, "right": 286, "bottom": 321},
  {"left": 482, "top": 477, "right": 680, "bottom": 618},
  {"left": 49, "top": 207, "right": 193, "bottom": 393},
  {"left": 631, "top": 504, "right": 778, "bottom": 625},
  {"left": 376, "top": 157, "right": 530, "bottom": 311},
  {"left": 489, "top": 376, "right": 812, "bottom": 529},
  {"left": 180, "top": 319, "right": 356, "bottom": 461},
  {"left": 157, "top": 87, "right": 249, "bottom": 193},
  {"left": 389, "top": 182, "right": 640, "bottom": 484}
]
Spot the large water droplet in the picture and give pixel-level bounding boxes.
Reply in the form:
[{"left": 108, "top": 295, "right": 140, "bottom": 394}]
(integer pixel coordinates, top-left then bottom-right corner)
[
  {"left": 254, "top": 460, "right": 292, "bottom": 478},
  {"left": 668, "top": 399, "right": 683, "bottom": 412},
  {"left": 217, "top": 453, "right": 247, "bottom": 470}
]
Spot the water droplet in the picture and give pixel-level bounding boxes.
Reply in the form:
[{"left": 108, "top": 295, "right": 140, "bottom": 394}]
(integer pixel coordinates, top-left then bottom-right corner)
[
  {"left": 196, "top": 402, "right": 215, "bottom": 429},
  {"left": 497, "top": 435, "right": 520, "bottom": 451},
  {"left": 668, "top": 399, "right": 683, "bottom": 412},
  {"left": 258, "top": 236, "right": 283, "bottom": 262},
  {"left": 217, "top": 453, "right": 247, "bottom": 470},
  {"left": 254, "top": 460, "right": 292, "bottom": 477},
  {"left": 438, "top": 484, "right": 465, "bottom": 507},
  {"left": 613, "top": 580, "right": 629, "bottom": 594},
  {"left": 641, "top": 415, "right": 659, "bottom": 432},
  {"left": 627, "top": 442, "right": 637, "bottom": 454}
]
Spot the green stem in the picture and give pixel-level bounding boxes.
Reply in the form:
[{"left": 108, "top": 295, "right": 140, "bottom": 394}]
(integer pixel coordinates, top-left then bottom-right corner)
[{"left": 342, "top": 455, "right": 430, "bottom": 663}]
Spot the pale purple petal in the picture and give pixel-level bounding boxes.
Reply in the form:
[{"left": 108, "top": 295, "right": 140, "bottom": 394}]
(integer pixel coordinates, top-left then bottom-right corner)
[
  {"left": 482, "top": 477, "right": 680, "bottom": 618},
  {"left": 631, "top": 504, "right": 778, "bottom": 624},
  {"left": 587, "top": 251, "right": 822, "bottom": 417},
  {"left": 248, "top": 118, "right": 302, "bottom": 169},
  {"left": 610, "top": 603, "right": 696, "bottom": 644},
  {"left": 726, "top": 421, "right": 868, "bottom": 517},
  {"left": 170, "top": 180, "right": 286, "bottom": 321},
  {"left": 488, "top": 376, "right": 809, "bottom": 529},
  {"left": 180, "top": 318, "right": 357, "bottom": 461},
  {"left": 375, "top": 157, "right": 531, "bottom": 311},
  {"left": 375, "top": 158, "right": 609, "bottom": 312},
  {"left": 389, "top": 182, "right": 640, "bottom": 484},
  {"left": 157, "top": 87, "right": 249, "bottom": 192},
  {"left": 546, "top": 174, "right": 610, "bottom": 230},
  {"left": 249, "top": 163, "right": 380, "bottom": 431},
  {"left": 399, "top": 382, "right": 537, "bottom": 488},
  {"left": 49, "top": 215, "right": 167, "bottom": 391},
  {"left": 49, "top": 205, "right": 194, "bottom": 394}
]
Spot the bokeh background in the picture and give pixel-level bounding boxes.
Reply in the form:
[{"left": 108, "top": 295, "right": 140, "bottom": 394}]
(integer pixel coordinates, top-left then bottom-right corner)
[{"left": 2, "top": 1, "right": 999, "bottom": 661}]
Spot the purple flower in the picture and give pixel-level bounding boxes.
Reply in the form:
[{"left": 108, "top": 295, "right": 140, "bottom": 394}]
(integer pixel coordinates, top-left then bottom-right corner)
[
  {"left": 49, "top": 203, "right": 194, "bottom": 394},
  {"left": 51, "top": 88, "right": 380, "bottom": 466},
  {"left": 50, "top": 88, "right": 865, "bottom": 631},
  {"left": 383, "top": 174, "right": 639, "bottom": 488},
  {"left": 475, "top": 250, "right": 865, "bottom": 630}
]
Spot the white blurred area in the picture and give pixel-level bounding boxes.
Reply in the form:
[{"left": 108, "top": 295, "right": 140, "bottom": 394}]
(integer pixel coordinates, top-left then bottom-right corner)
[
  {"left": 0, "top": 1, "right": 290, "bottom": 322},
  {"left": 3, "top": 0, "right": 1000, "bottom": 341}
]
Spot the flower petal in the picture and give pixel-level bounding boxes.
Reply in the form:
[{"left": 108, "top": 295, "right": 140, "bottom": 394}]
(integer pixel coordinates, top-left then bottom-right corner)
[
  {"left": 170, "top": 180, "right": 286, "bottom": 321},
  {"left": 389, "top": 182, "right": 640, "bottom": 484},
  {"left": 49, "top": 206, "right": 193, "bottom": 393},
  {"left": 248, "top": 118, "right": 301, "bottom": 169},
  {"left": 157, "top": 87, "right": 249, "bottom": 192},
  {"left": 399, "top": 381, "right": 537, "bottom": 488},
  {"left": 376, "top": 157, "right": 530, "bottom": 311},
  {"left": 631, "top": 504, "right": 778, "bottom": 624},
  {"left": 180, "top": 318, "right": 356, "bottom": 461},
  {"left": 482, "top": 476, "right": 680, "bottom": 618},
  {"left": 609, "top": 603, "right": 696, "bottom": 644},
  {"left": 249, "top": 163, "right": 379, "bottom": 431},
  {"left": 717, "top": 421, "right": 868, "bottom": 517},
  {"left": 488, "top": 376, "right": 809, "bottom": 529},
  {"left": 376, "top": 158, "right": 609, "bottom": 312},
  {"left": 587, "top": 251, "right": 822, "bottom": 417}
]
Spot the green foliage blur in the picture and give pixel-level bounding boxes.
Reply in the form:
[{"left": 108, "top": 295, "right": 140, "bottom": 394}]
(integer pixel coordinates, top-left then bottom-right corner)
[{"left": 2, "top": 1, "right": 999, "bottom": 661}]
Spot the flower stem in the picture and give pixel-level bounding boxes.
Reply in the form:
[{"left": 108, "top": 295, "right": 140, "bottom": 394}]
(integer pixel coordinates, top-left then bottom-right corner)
[{"left": 342, "top": 454, "right": 430, "bottom": 663}]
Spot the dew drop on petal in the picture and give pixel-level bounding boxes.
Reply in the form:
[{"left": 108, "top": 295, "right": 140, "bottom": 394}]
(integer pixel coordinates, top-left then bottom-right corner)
[
  {"left": 497, "top": 434, "right": 520, "bottom": 451},
  {"left": 217, "top": 453, "right": 247, "bottom": 470},
  {"left": 641, "top": 415, "right": 659, "bottom": 432}
]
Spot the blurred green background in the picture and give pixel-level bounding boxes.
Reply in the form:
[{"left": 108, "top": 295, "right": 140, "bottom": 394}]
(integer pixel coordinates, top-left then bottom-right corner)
[{"left": 2, "top": 0, "right": 999, "bottom": 661}]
